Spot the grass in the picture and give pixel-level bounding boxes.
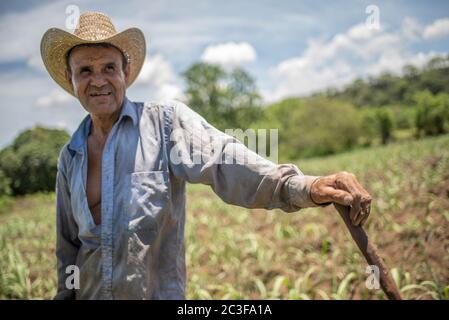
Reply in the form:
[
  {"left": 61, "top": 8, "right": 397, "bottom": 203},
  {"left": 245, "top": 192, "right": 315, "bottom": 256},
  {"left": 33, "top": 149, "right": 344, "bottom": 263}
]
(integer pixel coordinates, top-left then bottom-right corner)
[
  {"left": 0, "top": 134, "right": 448, "bottom": 299},
  {"left": 0, "top": 193, "right": 56, "bottom": 299}
]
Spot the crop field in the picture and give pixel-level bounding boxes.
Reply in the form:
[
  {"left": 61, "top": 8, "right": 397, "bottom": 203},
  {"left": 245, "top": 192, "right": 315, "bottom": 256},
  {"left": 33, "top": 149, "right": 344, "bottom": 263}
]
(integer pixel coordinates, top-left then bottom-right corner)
[{"left": 0, "top": 134, "right": 448, "bottom": 299}]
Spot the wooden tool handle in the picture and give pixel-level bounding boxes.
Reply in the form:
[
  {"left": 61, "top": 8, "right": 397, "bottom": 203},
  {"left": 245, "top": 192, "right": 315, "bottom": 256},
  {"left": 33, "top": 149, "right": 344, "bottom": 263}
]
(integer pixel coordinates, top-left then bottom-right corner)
[{"left": 334, "top": 203, "right": 403, "bottom": 300}]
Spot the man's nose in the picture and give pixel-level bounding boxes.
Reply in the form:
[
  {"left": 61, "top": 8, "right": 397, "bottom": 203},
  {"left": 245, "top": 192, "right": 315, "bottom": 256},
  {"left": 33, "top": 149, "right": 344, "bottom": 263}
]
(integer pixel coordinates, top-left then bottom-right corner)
[{"left": 89, "top": 72, "right": 108, "bottom": 87}]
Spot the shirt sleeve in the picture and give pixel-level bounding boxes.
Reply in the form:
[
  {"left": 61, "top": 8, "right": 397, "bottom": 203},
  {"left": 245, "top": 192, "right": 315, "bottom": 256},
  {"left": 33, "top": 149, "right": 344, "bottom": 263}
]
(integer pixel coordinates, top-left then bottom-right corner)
[
  {"left": 167, "top": 101, "right": 321, "bottom": 212},
  {"left": 54, "top": 149, "right": 81, "bottom": 300}
]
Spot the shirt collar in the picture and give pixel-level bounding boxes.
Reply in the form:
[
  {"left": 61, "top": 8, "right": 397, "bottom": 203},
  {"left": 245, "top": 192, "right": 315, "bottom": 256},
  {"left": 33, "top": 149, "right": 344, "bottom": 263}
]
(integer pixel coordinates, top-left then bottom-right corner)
[
  {"left": 67, "top": 97, "right": 138, "bottom": 155},
  {"left": 118, "top": 96, "right": 138, "bottom": 127}
]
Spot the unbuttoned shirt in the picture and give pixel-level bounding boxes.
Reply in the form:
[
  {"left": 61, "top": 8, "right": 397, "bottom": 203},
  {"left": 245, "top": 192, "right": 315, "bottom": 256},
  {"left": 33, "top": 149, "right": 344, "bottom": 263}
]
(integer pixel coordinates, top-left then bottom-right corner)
[{"left": 54, "top": 97, "right": 319, "bottom": 300}]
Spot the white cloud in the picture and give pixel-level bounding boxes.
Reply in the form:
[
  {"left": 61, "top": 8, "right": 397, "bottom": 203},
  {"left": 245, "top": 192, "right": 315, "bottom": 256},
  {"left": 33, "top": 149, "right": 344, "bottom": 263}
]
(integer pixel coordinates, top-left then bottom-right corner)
[
  {"left": 347, "top": 23, "right": 381, "bottom": 40},
  {"left": 263, "top": 20, "right": 447, "bottom": 102},
  {"left": 401, "top": 17, "right": 423, "bottom": 41},
  {"left": 0, "top": 0, "right": 75, "bottom": 65},
  {"left": 55, "top": 120, "right": 69, "bottom": 129},
  {"left": 134, "top": 54, "right": 183, "bottom": 101},
  {"left": 27, "top": 54, "right": 46, "bottom": 72},
  {"left": 0, "top": 68, "right": 85, "bottom": 148},
  {"left": 35, "top": 89, "right": 72, "bottom": 108},
  {"left": 423, "top": 18, "right": 449, "bottom": 40},
  {"left": 201, "top": 42, "right": 257, "bottom": 68},
  {"left": 136, "top": 54, "right": 176, "bottom": 85},
  {"left": 365, "top": 51, "right": 443, "bottom": 75}
]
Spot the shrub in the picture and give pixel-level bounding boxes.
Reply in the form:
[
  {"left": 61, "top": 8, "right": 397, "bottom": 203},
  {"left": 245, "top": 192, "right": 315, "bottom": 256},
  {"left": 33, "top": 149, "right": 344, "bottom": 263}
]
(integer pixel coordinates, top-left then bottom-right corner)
[
  {"left": 0, "top": 127, "right": 70, "bottom": 195},
  {"left": 375, "top": 108, "right": 394, "bottom": 145},
  {"left": 414, "top": 90, "right": 449, "bottom": 137},
  {"left": 255, "top": 98, "right": 362, "bottom": 160}
]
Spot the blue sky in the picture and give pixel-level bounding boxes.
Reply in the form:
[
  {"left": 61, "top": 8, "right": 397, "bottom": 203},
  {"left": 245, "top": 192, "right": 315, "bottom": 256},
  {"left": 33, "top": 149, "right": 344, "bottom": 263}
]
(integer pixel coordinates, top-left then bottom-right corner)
[{"left": 0, "top": 0, "right": 449, "bottom": 147}]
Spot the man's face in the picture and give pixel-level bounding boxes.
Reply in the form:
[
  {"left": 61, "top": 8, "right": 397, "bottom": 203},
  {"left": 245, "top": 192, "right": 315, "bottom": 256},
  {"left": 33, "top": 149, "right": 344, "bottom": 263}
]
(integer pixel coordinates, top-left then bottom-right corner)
[{"left": 67, "top": 45, "right": 129, "bottom": 117}]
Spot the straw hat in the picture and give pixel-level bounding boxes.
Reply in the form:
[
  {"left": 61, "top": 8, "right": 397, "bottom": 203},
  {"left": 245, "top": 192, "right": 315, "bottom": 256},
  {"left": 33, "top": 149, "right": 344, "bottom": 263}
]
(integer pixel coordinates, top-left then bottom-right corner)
[{"left": 40, "top": 11, "right": 146, "bottom": 96}]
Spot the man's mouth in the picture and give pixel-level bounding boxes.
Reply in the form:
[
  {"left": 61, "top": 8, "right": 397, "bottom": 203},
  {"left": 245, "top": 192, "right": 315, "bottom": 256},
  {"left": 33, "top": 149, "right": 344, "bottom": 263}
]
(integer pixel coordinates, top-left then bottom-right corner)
[{"left": 89, "top": 91, "right": 112, "bottom": 97}]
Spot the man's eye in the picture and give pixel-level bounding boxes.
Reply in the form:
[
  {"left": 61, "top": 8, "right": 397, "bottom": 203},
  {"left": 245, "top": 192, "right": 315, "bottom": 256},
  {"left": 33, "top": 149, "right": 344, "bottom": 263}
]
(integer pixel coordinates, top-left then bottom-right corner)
[
  {"left": 106, "top": 65, "right": 115, "bottom": 72},
  {"left": 80, "top": 68, "right": 90, "bottom": 74}
]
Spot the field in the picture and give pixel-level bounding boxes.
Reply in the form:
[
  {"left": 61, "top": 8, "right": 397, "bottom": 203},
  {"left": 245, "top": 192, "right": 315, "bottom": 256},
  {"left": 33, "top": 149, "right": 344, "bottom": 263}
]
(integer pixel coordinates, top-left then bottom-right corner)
[{"left": 0, "top": 134, "right": 448, "bottom": 299}]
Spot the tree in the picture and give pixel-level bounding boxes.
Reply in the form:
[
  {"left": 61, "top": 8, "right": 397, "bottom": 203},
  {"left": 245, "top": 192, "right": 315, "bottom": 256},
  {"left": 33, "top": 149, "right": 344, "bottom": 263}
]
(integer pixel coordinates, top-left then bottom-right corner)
[
  {"left": 0, "top": 126, "right": 70, "bottom": 195},
  {"left": 183, "top": 62, "right": 261, "bottom": 131},
  {"left": 254, "top": 97, "right": 362, "bottom": 160},
  {"left": 324, "top": 55, "right": 449, "bottom": 108},
  {"left": 414, "top": 90, "right": 449, "bottom": 137},
  {"left": 375, "top": 108, "right": 394, "bottom": 145},
  {"left": 0, "top": 169, "right": 11, "bottom": 197}
]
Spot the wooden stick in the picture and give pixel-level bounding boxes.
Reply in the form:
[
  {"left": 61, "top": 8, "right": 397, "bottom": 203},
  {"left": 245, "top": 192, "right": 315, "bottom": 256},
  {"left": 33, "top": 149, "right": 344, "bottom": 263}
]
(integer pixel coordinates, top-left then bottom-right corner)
[{"left": 334, "top": 203, "right": 403, "bottom": 300}]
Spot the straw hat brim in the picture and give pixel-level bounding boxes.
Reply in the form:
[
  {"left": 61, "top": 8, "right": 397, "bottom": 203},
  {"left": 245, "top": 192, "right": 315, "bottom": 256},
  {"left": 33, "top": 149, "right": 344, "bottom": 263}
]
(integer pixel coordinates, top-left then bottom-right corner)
[{"left": 40, "top": 27, "right": 146, "bottom": 96}]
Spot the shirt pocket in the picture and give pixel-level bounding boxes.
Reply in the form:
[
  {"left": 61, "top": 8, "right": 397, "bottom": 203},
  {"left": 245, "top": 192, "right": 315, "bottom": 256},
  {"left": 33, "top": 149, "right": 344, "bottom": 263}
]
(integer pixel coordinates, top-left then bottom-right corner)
[{"left": 127, "top": 170, "right": 169, "bottom": 246}]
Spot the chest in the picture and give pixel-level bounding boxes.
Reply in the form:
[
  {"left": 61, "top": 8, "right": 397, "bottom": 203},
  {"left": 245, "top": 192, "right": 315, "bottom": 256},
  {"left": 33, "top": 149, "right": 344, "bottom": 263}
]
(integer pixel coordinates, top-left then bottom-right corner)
[
  {"left": 86, "top": 137, "right": 104, "bottom": 224},
  {"left": 67, "top": 116, "right": 172, "bottom": 238}
]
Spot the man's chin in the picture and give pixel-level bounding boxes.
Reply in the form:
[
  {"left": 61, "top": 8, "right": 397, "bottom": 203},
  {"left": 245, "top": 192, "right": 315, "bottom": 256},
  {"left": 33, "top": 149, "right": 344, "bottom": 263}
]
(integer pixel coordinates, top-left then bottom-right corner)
[{"left": 86, "top": 102, "right": 119, "bottom": 116}]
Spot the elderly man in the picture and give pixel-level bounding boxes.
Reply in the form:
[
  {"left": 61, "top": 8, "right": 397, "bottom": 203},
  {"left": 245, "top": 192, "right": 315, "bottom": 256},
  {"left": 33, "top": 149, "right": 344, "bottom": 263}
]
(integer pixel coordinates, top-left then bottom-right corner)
[{"left": 41, "top": 12, "right": 372, "bottom": 300}]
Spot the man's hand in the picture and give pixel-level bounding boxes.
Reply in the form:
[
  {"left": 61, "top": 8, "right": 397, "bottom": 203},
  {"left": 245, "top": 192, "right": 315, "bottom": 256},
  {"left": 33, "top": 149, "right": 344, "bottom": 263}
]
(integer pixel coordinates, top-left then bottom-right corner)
[{"left": 310, "top": 172, "right": 372, "bottom": 226}]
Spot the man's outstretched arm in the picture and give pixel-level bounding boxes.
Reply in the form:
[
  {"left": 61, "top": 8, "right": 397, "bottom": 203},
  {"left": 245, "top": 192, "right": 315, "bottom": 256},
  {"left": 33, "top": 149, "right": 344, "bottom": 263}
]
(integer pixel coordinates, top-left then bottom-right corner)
[{"left": 168, "top": 101, "right": 372, "bottom": 223}]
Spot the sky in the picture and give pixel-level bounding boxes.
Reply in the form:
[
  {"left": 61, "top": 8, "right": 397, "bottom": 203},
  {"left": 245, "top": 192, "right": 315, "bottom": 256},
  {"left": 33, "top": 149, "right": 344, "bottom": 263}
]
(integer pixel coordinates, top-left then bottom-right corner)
[{"left": 0, "top": 0, "right": 448, "bottom": 147}]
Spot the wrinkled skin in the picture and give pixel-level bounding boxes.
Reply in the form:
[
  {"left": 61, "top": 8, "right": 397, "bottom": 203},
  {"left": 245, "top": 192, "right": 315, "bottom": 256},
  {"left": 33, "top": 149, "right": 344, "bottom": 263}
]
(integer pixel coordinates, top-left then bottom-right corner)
[
  {"left": 66, "top": 45, "right": 129, "bottom": 121},
  {"left": 310, "top": 171, "right": 372, "bottom": 226}
]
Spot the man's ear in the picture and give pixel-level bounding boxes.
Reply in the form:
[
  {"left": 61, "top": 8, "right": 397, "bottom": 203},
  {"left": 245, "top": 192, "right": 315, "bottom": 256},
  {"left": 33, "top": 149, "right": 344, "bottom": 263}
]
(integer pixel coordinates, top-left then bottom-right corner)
[
  {"left": 124, "top": 63, "right": 130, "bottom": 82},
  {"left": 65, "top": 69, "right": 74, "bottom": 92}
]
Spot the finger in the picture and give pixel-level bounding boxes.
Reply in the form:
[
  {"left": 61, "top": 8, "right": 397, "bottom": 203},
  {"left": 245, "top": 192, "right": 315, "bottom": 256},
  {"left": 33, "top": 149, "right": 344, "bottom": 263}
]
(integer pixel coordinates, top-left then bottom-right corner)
[
  {"left": 335, "top": 172, "right": 366, "bottom": 196},
  {"left": 315, "top": 186, "right": 353, "bottom": 206},
  {"left": 331, "top": 189, "right": 353, "bottom": 206},
  {"left": 360, "top": 210, "right": 369, "bottom": 226},
  {"left": 352, "top": 178, "right": 372, "bottom": 200},
  {"left": 360, "top": 202, "right": 371, "bottom": 226},
  {"left": 335, "top": 174, "right": 367, "bottom": 226},
  {"left": 354, "top": 205, "right": 366, "bottom": 226},
  {"left": 350, "top": 194, "right": 362, "bottom": 226},
  {"left": 354, "top": 196, "right": 370, "bottom": 226}
]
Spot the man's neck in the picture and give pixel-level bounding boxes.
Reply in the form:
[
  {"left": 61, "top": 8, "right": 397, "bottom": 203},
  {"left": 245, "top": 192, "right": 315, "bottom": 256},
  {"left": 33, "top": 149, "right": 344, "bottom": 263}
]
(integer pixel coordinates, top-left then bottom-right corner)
[{"left": 89, "top": 107, "right": 122, "bottom": 145}]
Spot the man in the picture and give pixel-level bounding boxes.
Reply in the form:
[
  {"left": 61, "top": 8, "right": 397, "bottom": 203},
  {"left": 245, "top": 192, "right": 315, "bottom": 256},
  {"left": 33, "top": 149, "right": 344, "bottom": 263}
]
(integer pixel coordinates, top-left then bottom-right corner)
[{"left": 41, "top": 12, "right": 372, "bottom": 300}]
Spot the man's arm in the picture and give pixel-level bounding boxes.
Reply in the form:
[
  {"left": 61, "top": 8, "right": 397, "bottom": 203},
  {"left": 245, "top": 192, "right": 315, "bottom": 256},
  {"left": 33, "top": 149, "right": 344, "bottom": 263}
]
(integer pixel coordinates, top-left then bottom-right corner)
[
  {"left": 54, "top": 152, "right": 81, "bottom": 300},
  {"left": 167, "top": 102, "right": 372, "bottom": 224},
  {"left": 167, "top": 102, "right": 321, "bottom": 212}
]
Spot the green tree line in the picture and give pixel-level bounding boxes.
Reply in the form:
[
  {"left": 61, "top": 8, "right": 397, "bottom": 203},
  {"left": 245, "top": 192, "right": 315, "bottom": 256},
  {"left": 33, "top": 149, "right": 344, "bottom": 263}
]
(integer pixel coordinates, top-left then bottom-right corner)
[
  {"left": 183, "top": 56, "right": 449, "bottom": 161},
  {"left": 321, "top": 56, "right": 449, "bottom": 108}
]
